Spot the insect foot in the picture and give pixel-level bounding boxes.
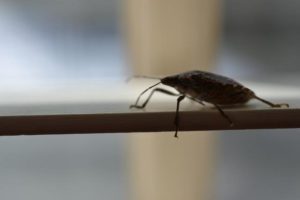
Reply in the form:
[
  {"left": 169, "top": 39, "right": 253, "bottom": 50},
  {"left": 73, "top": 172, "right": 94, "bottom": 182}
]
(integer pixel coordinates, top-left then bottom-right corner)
[
  {"left": 129, "top": 105, "right": 144, "bottom": 109},
  {"left": 271, "top": 103, "right": 289, "bottom": 108},
  {"left": 129, "top": 104, "right": 135, "bottom": 108}
]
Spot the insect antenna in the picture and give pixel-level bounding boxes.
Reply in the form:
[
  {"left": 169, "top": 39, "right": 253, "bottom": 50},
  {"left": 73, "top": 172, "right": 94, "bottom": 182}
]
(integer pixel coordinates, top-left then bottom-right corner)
[
  {"left": 133, "top": 75, "right": 161, "bottom": 80},
  {"left": 126, "top": 75, "right": 161, "bottom": 82},
  {"left": 131, "top": 82, "right": 161, "bottom": 107}
]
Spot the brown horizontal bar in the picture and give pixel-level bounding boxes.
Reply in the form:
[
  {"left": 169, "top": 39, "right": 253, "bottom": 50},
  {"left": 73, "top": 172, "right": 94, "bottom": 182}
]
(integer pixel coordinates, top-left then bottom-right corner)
[{"left": 0, "top": 108, "right": 299, "bottom": 136}]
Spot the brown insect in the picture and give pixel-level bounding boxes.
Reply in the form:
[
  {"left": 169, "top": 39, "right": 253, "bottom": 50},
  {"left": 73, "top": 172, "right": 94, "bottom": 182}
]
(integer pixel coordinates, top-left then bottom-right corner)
[{"left": 130, "top": 70, "right": 289, "bottom": 138}]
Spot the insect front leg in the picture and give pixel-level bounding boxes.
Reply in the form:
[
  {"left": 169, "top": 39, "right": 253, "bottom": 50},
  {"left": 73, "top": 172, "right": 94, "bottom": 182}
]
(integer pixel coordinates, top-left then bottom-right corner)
[
  {"left": 213, "top": 104, "right": 234, "bottom": 127},
  {"left": 130, "top": 88, "right": 180, "bottom": 109},
  {"left": 174, "top": 95, "right": 185, "bottom": 138}
]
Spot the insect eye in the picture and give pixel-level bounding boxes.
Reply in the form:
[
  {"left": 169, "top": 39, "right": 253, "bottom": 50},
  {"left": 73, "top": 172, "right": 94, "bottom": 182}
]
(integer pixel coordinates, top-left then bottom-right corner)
[{"left": 161, "top": 76, "right": 178, "bottom": 87}]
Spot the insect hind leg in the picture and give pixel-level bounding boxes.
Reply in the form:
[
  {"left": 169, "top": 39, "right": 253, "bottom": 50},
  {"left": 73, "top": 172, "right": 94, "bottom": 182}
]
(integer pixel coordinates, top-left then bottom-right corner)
[
  {"left": 213, "top": 104, "right": 234, "bottom": 127},
  {"left": 187, "top": 98, "right": 232, "bottom": 126},
  {"left": 254, "top": 95, "right": 289, "bottom": 108},
  {"left": 188, "top": 97, "right": 205, "bottom": 106}
]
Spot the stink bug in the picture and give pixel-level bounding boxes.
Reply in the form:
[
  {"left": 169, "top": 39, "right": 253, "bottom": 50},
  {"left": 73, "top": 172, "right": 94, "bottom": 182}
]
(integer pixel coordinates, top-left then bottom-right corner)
[{"left": 130, "top": 70, "right": 289, "bottom": 138}]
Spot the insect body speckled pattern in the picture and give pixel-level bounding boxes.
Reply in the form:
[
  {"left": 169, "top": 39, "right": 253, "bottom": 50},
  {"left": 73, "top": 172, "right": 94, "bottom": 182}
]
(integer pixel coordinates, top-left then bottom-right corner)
[{"left": 130, "top": 70, "right": 289, "bottom": 138}]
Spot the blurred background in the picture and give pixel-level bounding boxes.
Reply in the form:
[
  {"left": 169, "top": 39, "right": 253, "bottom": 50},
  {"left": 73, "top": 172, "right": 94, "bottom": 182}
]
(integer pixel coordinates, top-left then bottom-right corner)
[{"left": 0, "top": 0, "right": 300, "bottom": 199}]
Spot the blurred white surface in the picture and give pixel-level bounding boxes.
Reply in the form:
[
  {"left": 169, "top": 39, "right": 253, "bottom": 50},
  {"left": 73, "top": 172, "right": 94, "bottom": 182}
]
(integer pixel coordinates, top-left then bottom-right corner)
[{"left": 0, "top": 2, "right": 128, "bottom": 200}]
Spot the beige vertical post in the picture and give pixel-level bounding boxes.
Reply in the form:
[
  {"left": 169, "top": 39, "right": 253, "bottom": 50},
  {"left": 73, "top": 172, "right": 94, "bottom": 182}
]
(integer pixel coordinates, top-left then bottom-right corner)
[{"left": 124, "top": 0, "right": 220, "bottom": 199}]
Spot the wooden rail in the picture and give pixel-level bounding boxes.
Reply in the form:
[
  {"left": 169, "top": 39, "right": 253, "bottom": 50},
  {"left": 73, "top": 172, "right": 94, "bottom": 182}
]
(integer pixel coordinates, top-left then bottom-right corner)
[{"left": 0, "top": 108, "right": 299, "bottom": 136}]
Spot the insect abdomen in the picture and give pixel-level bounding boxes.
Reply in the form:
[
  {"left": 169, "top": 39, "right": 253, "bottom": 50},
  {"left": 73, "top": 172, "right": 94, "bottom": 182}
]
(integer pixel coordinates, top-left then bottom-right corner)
[{"left": 199, "top": 83, "right": 255, "bottom": 105}]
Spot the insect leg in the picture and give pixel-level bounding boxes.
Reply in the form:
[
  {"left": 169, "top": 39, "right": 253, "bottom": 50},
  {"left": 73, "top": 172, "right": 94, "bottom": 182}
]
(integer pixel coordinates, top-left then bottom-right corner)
[
  {"left": 130, "top": 82, "right": 161, "bottom": 108},
  {"left": 130, "top": 88, "right": 180, "bottom": 109},
  {"left": 254, "top": 95, "right": 289, "bottom": 108},
  {"left": 188, "top": 97, "right": 205, "bottom": 106},
  {"left": 213, "top": 104, "right": 234, "bottom": 127},
  {"left": 174, "top": 95, "right": 185, "bottom": 138}
]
